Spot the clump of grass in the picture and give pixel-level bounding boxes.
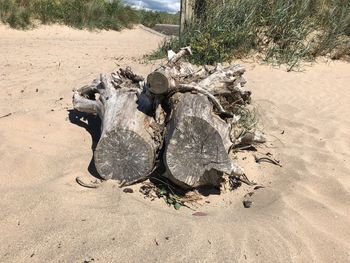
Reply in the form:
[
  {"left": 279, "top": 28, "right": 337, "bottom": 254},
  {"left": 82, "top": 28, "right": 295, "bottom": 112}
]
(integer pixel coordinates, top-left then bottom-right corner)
[
  {"left": 0, "top": 0, "right": 136, "bottom": 29},
  {"left": 149, "top": 0, "right": 350, "bottom": 70},
  {"left": 145, "top": 37, "right": 180, "bottom": 60},
  {"left": 139, "top": 177, "right": 201, "bottom": 210},
  {"left": 32, "top": 0, "right": 61, "bottom": 25},
  {"left": 0, "top": 0, "right": 32, "bottom": 28}
]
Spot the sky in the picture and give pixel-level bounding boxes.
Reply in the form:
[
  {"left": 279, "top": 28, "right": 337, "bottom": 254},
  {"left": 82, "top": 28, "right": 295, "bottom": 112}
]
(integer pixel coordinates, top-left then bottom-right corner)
[{"left": 124, "top": 0, "right": 180, "bottom": 13}]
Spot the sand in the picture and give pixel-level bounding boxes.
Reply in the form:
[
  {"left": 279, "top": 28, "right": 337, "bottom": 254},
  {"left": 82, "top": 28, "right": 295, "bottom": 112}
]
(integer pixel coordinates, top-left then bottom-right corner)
[{"left": 0, "top": 24, "right": 349, "bottom": 262}]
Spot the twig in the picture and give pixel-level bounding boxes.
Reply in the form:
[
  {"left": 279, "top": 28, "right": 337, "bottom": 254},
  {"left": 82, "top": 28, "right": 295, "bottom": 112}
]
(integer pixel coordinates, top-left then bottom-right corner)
[
  {"left": 150, "top": 176, "right": 177, "bottom": 196},
  {"left": 76, "top": 176, "right": 102, "bottom": 188},
  {"left": 254, "top": 155, "right": 282, "bottom": 167},
  {"left": 230, "top": 173, "right": 256, "bottom": 186},
  {"left": 0, "top": 113, "right": 12, "bottom": 119},
  {"left": 240, "top": 174, "right": 257, "bottom": 186},
  {"left": 176, "top": 84, "right": 234, "bottom": 117},
  {"left": 230, "top": 144, "right": 256, "bottom": 152}
]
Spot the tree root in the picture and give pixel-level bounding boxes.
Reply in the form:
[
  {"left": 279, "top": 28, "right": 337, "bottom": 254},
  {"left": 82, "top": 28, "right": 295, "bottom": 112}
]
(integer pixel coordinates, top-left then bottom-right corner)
[{"left": 254, "top": 155, "right": 282, "bottom": 167}]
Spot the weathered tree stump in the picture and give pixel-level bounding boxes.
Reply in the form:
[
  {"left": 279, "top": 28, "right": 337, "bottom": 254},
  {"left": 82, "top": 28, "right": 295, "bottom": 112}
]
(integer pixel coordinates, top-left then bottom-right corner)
[
  {"left": 73, "top": 70, "right": 159, "bottom": 183},
  {"left": 163, "top": 93, "right": 243, "bottom": 188},
  {"left": 144, "top": 49, "right": 253, "bottom": 188}
]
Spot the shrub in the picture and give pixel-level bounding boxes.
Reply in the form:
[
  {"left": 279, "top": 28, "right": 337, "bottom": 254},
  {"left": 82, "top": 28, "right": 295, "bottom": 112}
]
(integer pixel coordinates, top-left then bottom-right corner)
[
  {"left": 0, "top": 0, "right": 32, "bottom": 28},
  {"left": 33, "top": 0, "right": 61, "bottom": 24}
]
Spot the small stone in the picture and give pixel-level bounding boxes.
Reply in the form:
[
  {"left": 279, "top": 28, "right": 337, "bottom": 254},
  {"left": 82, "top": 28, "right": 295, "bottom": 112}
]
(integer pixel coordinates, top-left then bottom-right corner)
[
  {"left": 139, "top": 185, "right": 151, "bottom": 195},
  {"left": 192, "top": 212, "right": 208, "bottom": 216},
  {"left": 243, "top": 200, "right": 252, "bottom": 208},
  {"left": 123, "top": 188, "right": 133, "bottom": 193}
]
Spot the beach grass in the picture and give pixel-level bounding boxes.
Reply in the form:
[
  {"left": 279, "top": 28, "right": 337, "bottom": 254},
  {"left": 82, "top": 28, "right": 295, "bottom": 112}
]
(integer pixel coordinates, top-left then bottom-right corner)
[
  {"left": 149, "top": 0, "right": 350, "bottom": 70},
  {"left": 0, "top": 0, "right": 179, "bottom": 30}
]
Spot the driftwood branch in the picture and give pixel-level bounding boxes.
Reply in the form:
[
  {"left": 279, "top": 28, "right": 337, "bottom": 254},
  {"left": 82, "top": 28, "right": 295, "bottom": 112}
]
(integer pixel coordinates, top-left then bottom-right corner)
[{"left": 176, "top": 83, "right": 234, "bottom": 117}]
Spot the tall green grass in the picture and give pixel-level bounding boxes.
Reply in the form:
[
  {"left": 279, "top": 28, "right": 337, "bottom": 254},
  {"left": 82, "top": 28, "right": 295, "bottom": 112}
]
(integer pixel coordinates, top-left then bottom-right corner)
[
  {"left": 0, "top": 0, "right": 32, "bottom": 28},
  {"left": 150, "top": 0, "right": 350, "bottom": 70},
  {"left": 0, "top": 0, "right": 178, "bottom": 31}
]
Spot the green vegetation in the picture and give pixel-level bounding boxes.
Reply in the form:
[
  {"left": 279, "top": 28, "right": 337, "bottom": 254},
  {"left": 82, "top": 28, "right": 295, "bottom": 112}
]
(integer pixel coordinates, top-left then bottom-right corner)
[
  {"left": 150, "top": 0, "right": 350, "bottom": 70},
  {"left": 2, "top": 0, "right": 348, "bottom": 69},
  {"left": 0, "top": 0, "right": 178, "bottom": 30}
]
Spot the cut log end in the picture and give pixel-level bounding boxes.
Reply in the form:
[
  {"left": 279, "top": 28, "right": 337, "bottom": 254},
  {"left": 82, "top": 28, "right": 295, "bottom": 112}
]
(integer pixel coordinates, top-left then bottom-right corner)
[
  {"left": 147, "top": 71, "right": 169, "bottom": 94},
  {"left": 165, "top": 115, "right": 232, "bottom": 188},
  {"left": 94, "top": 128, "right": 155, "bottom": 182},
  {"left": 147, "top": 70, "right": 177, "bottom": 95}
]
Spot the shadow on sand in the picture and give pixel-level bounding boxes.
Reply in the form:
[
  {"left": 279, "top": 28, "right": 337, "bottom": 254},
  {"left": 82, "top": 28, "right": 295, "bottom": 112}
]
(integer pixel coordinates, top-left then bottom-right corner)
[{"left": 68, "top": 109, "right": 102, "bottom": 180}]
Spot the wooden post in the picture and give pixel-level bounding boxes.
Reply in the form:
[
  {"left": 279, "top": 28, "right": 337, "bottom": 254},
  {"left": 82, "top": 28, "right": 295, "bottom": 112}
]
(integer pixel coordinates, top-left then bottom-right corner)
[{"left": 180, "top": 0, "right": 195, "bottom": 35}]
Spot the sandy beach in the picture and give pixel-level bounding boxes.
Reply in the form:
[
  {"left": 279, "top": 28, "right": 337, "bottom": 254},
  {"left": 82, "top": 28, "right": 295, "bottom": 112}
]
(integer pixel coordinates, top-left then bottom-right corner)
[{"left": 0, "top": 24, "right": 349, "bottom": 262}]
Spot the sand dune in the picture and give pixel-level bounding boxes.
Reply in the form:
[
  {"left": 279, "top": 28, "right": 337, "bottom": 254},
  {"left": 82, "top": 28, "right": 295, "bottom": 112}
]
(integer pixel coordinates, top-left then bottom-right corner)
[{"left": 0, "top": 24, "right": 349, "bottom": 262}]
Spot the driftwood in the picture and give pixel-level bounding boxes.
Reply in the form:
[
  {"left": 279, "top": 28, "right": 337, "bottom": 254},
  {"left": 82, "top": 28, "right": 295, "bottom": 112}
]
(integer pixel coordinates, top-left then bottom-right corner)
[
  {"left": 147, "top": 50, "right": 250, "bottom": 118},
  {"left": 73, "top": 47, "right": 266, "bottom": 190},
  {"left": 163, "top": 93, "right": 243, "bottom": 188},
  {"left": 73, "top": 69, "right": 160, "bottom": 184},
  {"left": 145, "top": 49, "right": 250, "bottom": 188},
  {"left": 147, "top": 47, "right": 193, "bottom": 95}
]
